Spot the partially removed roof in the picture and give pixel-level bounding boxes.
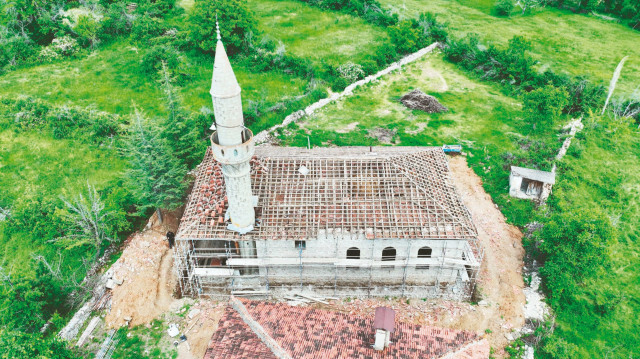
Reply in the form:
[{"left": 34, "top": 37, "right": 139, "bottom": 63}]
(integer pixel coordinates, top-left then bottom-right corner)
[{"left": 177, "top": 146, "right": 477, "bottom": 241}]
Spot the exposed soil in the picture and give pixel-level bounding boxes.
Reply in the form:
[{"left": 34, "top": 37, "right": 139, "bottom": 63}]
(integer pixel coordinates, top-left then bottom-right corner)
[
  {"left": 367, "top": 127, "right": 397, "bottom": 143},
  {"left": 105, "top": 209, "right": 181, "bottom": 328}
]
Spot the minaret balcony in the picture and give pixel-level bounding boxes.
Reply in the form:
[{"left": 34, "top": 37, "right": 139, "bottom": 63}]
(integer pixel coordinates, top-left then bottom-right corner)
[{"left": 210, "top": 127, "right": 255, "bottom": 165}]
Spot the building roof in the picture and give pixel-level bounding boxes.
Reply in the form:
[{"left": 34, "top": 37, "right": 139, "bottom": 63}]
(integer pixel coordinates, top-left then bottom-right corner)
[
  {"left": 177, "top": 146, "right": 477, "bottom": 241},
  {"left": 204, "top": 298, "right": 489, "bottom": 359},
  {"left": 510, "top": 166, "right": 556, "bottom": 184}
]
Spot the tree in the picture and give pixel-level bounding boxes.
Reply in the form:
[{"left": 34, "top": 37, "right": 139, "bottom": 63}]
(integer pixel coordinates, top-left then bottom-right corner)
[
  {"left": 188, "top": 0, "right": 258, "bottom": 54},
  {"left": 74, "top": 15, "right": 100, "bottom": 48},
  {"left": 53, "top": 184, "right": 115, "bottom": 261},
  {"left": 0, "top": 329, "right": 74, "bottom": 359},
  {"left": 536, "top": 210, "right": 615, "bottom": 306},
  {"left": 123, "top": 109, "right": 187, "bottom": 217},
  {"left": 159, "top": 64, "right": 206, "bottom": 169},
  {"left": 523, "top": 84, "right": 569, "bottom": 130}
]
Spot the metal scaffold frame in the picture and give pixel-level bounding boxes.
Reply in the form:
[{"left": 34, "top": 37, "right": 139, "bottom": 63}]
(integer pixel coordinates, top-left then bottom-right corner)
[{"left": 175, "top": 146, "right": 484, "bottom": 300}]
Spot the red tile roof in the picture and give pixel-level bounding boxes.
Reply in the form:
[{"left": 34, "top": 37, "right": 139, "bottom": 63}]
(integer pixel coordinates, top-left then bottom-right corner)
[{"left": 204, "top": 298, "right": 489, "bottom": 359}]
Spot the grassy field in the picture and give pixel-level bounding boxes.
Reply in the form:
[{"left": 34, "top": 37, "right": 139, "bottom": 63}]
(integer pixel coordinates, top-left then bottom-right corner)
[
  {"left": 381, "top": 0, "right": 640, "bottom": 96},
  {"left": 0, "top": 41, "right": 309, "bottom": 124},
  {"left": 0, "top": 130, "right": 125, "bottom": 273},
  {"left": 250, "top": 0, "right": 389, "bottom": 67},
  {"left": 549, "top": 118, "right": 640, "bottom": 357},
  {"left": 292, "top": 50, "right": 526, "bottom": 149}
]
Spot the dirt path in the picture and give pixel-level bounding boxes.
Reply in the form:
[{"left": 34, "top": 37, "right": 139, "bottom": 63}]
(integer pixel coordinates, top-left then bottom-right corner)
[{"left": 447, "top": 155, "right": 526, "bottom": 354}]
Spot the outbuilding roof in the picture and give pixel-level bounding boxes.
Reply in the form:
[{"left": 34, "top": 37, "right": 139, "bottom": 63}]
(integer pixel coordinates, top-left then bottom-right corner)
[
  {"left": 510, "top": 166, "right": 556, "bottom": 184},
  {"left": 177, "top": 146, "right": 477, "bottom": 241}
]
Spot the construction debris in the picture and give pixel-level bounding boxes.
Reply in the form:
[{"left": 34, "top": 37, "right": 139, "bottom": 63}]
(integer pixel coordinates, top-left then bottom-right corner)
[
  {"left": 76, "top": 317, "right": 101, "bottom": 347},
  {"left": 400, "top": 89, "right": 448, "bottom": 113},
  {"left": 168, "top": 323, "right": 180, "bottom": 337}
]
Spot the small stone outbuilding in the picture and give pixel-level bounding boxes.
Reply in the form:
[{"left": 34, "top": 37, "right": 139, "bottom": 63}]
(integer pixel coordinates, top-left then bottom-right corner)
[{"left": 509, "top": 166, "right": 555, "bottom": 202}]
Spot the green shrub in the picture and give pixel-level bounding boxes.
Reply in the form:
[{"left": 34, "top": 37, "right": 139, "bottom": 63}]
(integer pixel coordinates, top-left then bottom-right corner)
[
  {"left": 100, "top": 2, "right": 134, "bottom": 41},
  {"left": 74, "top": 15, "right": 100, "bottom": 48},
  {"left": 536, "top": 210, "right": 615, "bottom": 306},
  {"left": 388, "top": 19, "right": 426, "bottom": 54},
  {"left": 131, "top": 15, "right": 167, "bottom": 42},
  {"left": 538, "top": 335, "right": 581, "bottom": 359},
  {"left": 140, "top": 45, "right": 190, "bottom": 83},
  {"left": 523, "top": 84, "right": 569, "bottom": 131},
  {"left": 494, "top": 0, "right": 514, "bottom": 16}
]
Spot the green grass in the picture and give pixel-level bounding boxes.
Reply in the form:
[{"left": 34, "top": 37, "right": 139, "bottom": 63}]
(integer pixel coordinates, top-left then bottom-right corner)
[
  {"left": 0, "top": 129, "right": 125, "bottom": 274},
  {"left": 0, "top": 41, "right": 309, "bottom": 124},
  {"left": 290, "top": 51, "right": 528, "bottom": 151},
  {"left": 548, "top": 118, "right": 640, "bottom": 357},
  {"left": 250, "top": 0, "right": 389, "bottom": 66},
  {"left": 382, "top": 0, "right": 640, "bottom": 96}
]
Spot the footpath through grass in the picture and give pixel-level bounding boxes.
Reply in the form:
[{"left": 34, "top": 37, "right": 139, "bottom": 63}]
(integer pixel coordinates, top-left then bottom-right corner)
[{"left": 382, "top": 0, "right": 640, "bottom": 96}]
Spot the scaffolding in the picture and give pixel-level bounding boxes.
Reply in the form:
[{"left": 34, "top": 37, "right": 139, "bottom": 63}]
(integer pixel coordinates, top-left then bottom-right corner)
[{"left": 175, "top": 146, "right": 483, "bottom": 300}]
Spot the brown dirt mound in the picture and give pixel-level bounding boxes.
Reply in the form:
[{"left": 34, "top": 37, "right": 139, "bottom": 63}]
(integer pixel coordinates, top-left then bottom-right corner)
[
  {"left": 105, "top": 210, "right": 181, "bottom": 328},
  {"left": 400, "top": 89, "right": 447, "bottom": 113}
]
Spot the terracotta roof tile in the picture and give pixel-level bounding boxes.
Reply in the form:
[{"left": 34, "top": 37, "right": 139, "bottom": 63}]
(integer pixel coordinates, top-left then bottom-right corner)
[{"left": 204, "top": 299, "right": 489, "bottom": 359}]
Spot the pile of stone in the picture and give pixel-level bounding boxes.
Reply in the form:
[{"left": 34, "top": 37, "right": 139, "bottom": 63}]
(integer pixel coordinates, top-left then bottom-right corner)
[{"left": 400, "top": 89, "right": 447, "bottom": 113}]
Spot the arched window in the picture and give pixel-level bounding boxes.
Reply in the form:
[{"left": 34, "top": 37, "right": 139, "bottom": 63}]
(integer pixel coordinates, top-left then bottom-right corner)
[
  {"left": 381, "top": 247, "right": 396, "bottom": 268},
  {"left": 417, "top": 246, "right": 432, "bottom": 269},
  {"left": 346, "top": 247, "right": 360, "bottom": 259},
  {"left": 381, "top": 247, "right": 396, "bottom": 261}
]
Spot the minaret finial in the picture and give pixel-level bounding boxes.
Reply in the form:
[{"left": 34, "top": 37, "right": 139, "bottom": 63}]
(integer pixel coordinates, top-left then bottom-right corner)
[{"left": 216, "top": 13, "right": 221, "bottom": 41}]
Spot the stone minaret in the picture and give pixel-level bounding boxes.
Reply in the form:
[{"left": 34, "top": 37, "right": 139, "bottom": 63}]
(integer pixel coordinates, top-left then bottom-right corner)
[{"left": 209, "top": 23, "right": 255, "bottom": 234}]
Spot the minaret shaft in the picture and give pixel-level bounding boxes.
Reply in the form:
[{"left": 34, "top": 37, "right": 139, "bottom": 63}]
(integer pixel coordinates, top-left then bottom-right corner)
[{"left": 209, "top": 36, "right": 255, "bottom": 233}]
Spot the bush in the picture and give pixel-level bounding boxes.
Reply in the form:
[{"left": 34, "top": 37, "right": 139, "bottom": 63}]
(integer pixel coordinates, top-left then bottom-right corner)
[
  {"left": 337, "top": 62, "right": 365, "bottom": 83},
  {"left": 188, "top": 0, "right": 258, "bottom": 54},
  {"left": 536, "top": 210, "right": 615, "bottom": 306},
  {"left": 74, "top": 15, "right": 101, "bottom": 48},
  {"left": 131, "top": 15, "right": 167, "bottom": 41},
  {"left": 388, "top": 19, "right": 426, "bottom": 54},
  {"left": 140, "top": 45, "right": 190, "bottom": 83},
  {"left": 523, "top": 84, "right": 569, "bottom": 131},
  {"left": 0, "top": 35, "right": 37, "bottom": 69},
  {"left": 494, "top": 0, "right": 515, "bottom": 16},
  {"left": 100, "top": 2, "right": 134, "bottom": 41}
]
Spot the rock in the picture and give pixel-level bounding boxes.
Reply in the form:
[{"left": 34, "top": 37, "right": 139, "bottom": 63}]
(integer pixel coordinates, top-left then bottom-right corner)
[
  {"left": 188, "top": 308, "right": 201, "bottom": 319},
  {"left": 505, "top": 333, "right": 514, "bottom": 341},
  {"left": 478, "top": 300, "right": 489, "bottom": 307},
  {"left": 105, "top": 279, "right": 115, "bottom": 289}
]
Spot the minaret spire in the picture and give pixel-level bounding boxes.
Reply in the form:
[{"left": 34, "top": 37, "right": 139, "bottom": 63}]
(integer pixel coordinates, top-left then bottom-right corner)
[
  {"left": 216, "top": 13, "right": 221, "bottom": 41},
  {"left": 209, "top": 23, "right": 256, "bottom": 234}
]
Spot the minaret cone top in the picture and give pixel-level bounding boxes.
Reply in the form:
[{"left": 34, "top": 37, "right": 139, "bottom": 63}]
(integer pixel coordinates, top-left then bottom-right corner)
[{"left": 210, "top": 39, "right": 241, "bottom": 98}]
